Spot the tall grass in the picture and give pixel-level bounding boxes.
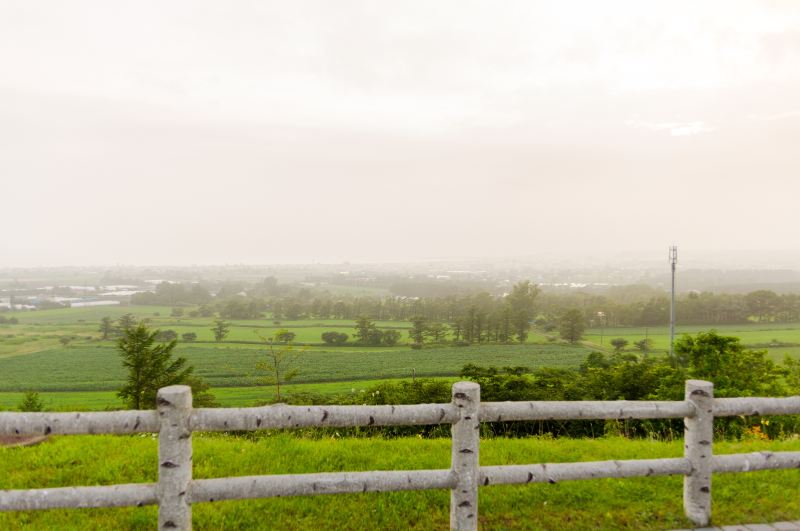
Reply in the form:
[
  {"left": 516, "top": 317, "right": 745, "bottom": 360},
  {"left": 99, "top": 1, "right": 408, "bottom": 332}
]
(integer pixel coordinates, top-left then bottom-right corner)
[{"left": 3, "top": 434, "right": 800, "bottom": 529}]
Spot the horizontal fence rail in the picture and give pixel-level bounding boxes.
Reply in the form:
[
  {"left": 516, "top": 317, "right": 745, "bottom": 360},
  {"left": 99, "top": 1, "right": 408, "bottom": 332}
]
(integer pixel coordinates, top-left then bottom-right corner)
[
  {"left": 191, "top": 403, "right": 459, "bottom": 431},
  {"left": 2, "top": 381, "right": 800, "bottom": 530}
]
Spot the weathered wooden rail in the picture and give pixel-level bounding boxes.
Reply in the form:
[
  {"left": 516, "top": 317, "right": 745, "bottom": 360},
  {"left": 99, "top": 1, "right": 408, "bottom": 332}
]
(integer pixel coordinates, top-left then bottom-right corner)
[{"left": 2, "top": 380, "right": 800, "bottom": 530}]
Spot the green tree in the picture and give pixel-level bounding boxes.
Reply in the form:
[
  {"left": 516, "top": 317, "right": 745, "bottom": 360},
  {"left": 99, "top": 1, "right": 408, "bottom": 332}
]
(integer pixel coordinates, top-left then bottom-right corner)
[
  {"left": 366, "top": 328, "right": 385, "bottom": 345},
  {"left": 321, "top": 331, "right": 349, "bottom": 345},
  {"left": 18, "top": 390, "right": 44, "bottom": 412},
  {"left": 382, "top": 329, "right": 402, "bottom": 346},
  {"left": 634, "top": 338, "right": 653, "bottom": 353},
  {"left": 117, "top": 313, "right": 137, "bottom": 331},
  {"left": 505, "top": 280, "right": 540, "bottom": 343},
  {"left": 408, "top": 317, "right": 430, "bottom": 346},
  {"left": 99, "top": 316, "right": 115, "bottom": 340},
  {"left": 745, "top": 290, "right": 780, "bottom": 322},
  {"left": 183, "top": 375, "right": 219, "bottom": 407},
  {"left": 674, "top": 331, "right": 785, "bottom": 397},
  {"left": 427, "top": 323, "right": 450, "bottom": 343},
  {"left": 354, "top": 316, "right": 377, "bottom": 345},
  {"left": 558, "top": 309, "right": 585, "bottom": 344},
  {"left": 155, "top": 329, "right": 178, "bottom": 342},
  {"left": 255, "top": 331, "right": 303, "bottom": 402},
  {"left": 59, "top": 336, "right": 72, "bottom": 347},
  {"left": 117, "top": 323, "right": 192, "bottom": 409},
  {"left": 274, "top": 329, "right": 296, "bottom": 343},
  {"left": 610, "top": 338, "right": 629, "bottom": 353},
  {"left": 181, "top": 332, "right": 197, "bottom": 342},
  {"left": 211, "top": 319, "right": 230, "bottom": 342}
]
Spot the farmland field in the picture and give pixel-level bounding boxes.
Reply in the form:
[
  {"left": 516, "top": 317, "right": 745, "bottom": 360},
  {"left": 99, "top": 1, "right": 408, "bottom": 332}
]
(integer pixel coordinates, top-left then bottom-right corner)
[
  {"left": 585, "top": 323, "right": 800, "bottom": 361},
  {"left": 0, "top": 342, "right": 588, "bottom": 392},
  {"left": 7, "top": 306, "right": 800, "bottom": 411},
  {"left": 0, "top": 306, "right": 590, "bottom": 409}
]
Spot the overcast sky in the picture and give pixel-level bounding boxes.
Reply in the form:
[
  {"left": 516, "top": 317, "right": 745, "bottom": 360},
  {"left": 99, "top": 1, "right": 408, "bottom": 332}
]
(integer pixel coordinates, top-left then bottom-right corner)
[{"left": 2, "top": 0, "right": 800, "bottom": 266}]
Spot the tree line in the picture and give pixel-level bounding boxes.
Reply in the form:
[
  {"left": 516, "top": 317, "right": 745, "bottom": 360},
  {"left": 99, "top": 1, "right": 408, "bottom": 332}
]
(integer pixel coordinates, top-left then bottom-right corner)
[{"left": 128, "top": 278, "right": 800, "bottom": 327}]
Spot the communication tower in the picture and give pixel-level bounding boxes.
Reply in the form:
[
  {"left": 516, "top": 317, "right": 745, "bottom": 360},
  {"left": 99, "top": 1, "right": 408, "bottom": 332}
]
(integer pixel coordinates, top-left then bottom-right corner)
[{"left": 669, "top": 245, "right": 678, "bottom": 362}]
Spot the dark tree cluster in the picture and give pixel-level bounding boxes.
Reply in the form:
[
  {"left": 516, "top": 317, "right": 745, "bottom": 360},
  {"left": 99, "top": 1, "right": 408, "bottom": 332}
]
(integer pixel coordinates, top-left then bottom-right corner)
[
  {"left": 353, "top": 317, "right": 402, "bottom": 346},
  {"left": 539, "top": 288, "right": 800, "bottom": 327}
]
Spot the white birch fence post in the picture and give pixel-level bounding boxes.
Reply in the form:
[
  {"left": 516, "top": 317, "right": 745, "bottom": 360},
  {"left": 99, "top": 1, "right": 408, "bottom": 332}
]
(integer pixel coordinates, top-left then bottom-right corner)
[
  {"left": 450, "top": 381, "right": 480, "bottom": 531},
  {"left": 157, "top": 385, "right": 193, "bottom": 531},
  {"left": 683, "top": 379, "right": 713, "bottom": 527}
]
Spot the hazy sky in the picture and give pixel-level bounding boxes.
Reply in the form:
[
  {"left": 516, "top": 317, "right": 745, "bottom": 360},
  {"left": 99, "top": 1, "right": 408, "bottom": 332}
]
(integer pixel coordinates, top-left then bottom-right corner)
[{"left": 2, "top": 1, "right": 800, "bottom": 266}]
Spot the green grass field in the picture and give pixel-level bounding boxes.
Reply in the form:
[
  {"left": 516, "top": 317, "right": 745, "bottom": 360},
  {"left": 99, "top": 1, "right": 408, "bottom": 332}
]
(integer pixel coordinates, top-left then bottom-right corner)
[
  {"left": 8, "top": 306, "right": 800, "bottom": 412},
  {"left": 2, "top": 434, "right": 799, "bottom": 529},
  {"left": 585, "top": 323, "right": 800, "bottom": 360},
  {"left": 0, "top": 342, "right": 588, "bottom": 392},
  {"left": 0, "top": 307, "right": 590, "bottom": 409}
]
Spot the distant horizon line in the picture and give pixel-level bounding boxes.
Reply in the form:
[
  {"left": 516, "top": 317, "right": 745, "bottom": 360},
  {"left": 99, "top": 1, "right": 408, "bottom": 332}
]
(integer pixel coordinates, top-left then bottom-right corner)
[{"left": 4, "top": 248, "right": 800, "bottom": 271}]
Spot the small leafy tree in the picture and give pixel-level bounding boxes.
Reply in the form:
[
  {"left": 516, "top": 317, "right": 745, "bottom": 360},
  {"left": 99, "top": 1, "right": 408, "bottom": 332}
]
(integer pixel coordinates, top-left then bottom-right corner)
[
  {"left": 117, "top": 323, "right": 192, "bottom": 409},
  {"left": 354, "top": 316, "right": 377, "bottom": 344},
  {"left": 99, "top": 316, "right": 115, "bottom": 340},
  {"left": 505, "top": 280, "right": 540, "bottom": 343},
  {"left": 634, "top": 338, "right": 653, "bottom": 353},
  {"left": 610, "top": 338, "right": 629, "bottom": 353},
  {"left": 211, "top": 319, "right": 230, "bottom": 342},
  {"left": 181, "top": 332, "right": 197, "bottom": 342},
  {"left": 408, "top": 317, "right": 430, "bottom": 346},
  {"left": 59, "top": 336, "right": 72, "bottom": 347},
  {"left": 117, "top": 313, "right": 137, "bottom": 331},
  {"left": 18, "top": 391, "right": 44, "bottom": 412},
  {"left": 255, "top": 330, "right": 304, "bottom": 402},
  {"left": 558, "top": 309, "right": 585, "bottom": 344},
  {"left": 427, "top": 323, "right": 450, "bottom": 343},
  {"left": 274, "top": 329, "right": 296, "bottom": 343}
]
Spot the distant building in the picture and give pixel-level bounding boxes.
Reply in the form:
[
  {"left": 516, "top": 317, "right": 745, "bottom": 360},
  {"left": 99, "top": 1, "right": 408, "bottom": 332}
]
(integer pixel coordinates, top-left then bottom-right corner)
[{"left": 70, "top": 300, "right": 121, "bottom": 308}]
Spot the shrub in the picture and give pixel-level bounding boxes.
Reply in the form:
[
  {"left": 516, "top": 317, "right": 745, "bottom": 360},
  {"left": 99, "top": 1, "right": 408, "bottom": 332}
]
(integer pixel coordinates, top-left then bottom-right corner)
[
  {"left": 18, "top": 391, "right": 44, "bottom": 412},
  {"left": 321, "top": 331, "right": 349, "bottom": 345},
  {"left": 155, "top": 329, "right": 178, "bottom": 342},
  {"left": 382, "top": 329, "right": 402, "bottom": 346}
]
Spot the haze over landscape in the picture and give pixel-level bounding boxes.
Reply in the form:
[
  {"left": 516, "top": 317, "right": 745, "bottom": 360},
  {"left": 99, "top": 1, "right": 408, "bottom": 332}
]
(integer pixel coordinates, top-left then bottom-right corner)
[
  {"left": 3, "top": 0, "right": 800, "bottom": 266},
  {"left": 6, "top": 2, "right": 800, "bottom": 529}
]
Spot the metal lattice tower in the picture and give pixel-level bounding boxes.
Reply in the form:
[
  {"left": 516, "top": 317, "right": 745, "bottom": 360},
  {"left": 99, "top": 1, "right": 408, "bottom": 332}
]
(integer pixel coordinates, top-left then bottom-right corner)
[{"left": 669, "top": 245, "right": 678, "bottom": 362}]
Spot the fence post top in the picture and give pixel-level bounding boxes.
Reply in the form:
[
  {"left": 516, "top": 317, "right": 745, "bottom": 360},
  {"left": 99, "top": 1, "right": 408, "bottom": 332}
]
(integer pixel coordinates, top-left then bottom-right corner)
[
  {"left": 452, "top": 381, "right": 480, "bottom": 392},
  {"left": 685, "top": 380, "right": 713, "bottom": 389},
  {"left": 157, "top": 385, "right": 192, "bottom": 404}
]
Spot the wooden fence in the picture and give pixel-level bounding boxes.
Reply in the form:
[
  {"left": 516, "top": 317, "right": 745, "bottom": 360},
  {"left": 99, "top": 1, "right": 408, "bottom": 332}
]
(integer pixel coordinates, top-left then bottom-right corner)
[{"left": 2, "top": 379, "right": 800, "bottom": 530}]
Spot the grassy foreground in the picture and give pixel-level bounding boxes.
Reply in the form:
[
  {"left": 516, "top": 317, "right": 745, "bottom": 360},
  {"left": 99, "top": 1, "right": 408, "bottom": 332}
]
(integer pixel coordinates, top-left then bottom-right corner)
[{"left": 3, "top": 434, "right": 800, "bottom": 530}]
